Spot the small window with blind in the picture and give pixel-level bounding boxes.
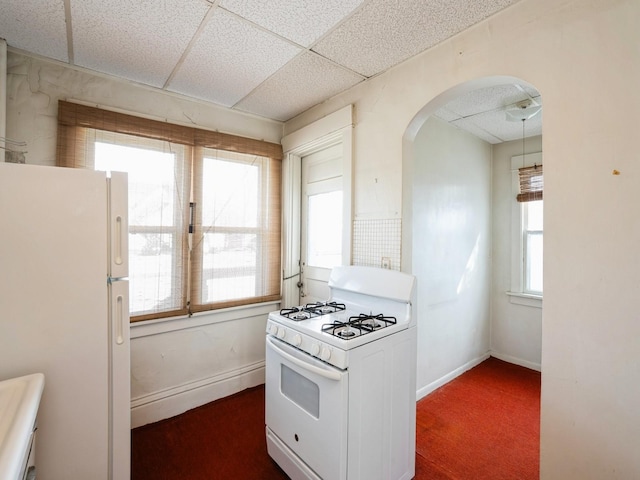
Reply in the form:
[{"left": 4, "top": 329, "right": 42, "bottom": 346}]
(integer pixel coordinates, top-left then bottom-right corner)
[
  {"left": 56, "top": 101, "right": 282, "bottom": 321},
  {"left": 509, "top": 152, "right": 543, "bottom": 305}
]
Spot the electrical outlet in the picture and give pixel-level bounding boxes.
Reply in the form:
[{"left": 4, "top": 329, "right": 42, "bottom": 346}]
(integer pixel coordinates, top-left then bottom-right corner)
[{"left": 381, "top": 257, "right": 391, "bottom": 269}]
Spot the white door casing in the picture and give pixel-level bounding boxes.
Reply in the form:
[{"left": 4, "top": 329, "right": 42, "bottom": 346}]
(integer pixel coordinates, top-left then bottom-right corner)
[{"left": 281, "top": 105, "right": 353, "bottom": 307}]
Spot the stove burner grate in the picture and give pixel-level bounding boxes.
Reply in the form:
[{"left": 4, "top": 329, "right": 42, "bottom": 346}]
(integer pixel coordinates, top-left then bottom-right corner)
[
  {"left": 350, "top": 313, "right": 396, "bottom": 332},
  {"left": 280, "top": 301, "right": 346, "bottom": 321},
  {"left": 321, "top": 313, "right": 397, "bottom": 339},
  {"left": 304, "top": 301, "right": 346, "bottom": 315}
]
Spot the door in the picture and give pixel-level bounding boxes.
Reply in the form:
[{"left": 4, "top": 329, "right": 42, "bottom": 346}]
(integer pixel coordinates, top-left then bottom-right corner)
[
  {"left": 300, "top": 143, "right": 343, "bottom": 303},
  {"left": 265, "top": 336, "right": 348, "bottom": 480}
]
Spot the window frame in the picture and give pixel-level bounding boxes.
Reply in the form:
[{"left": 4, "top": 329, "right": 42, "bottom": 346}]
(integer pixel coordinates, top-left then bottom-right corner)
[
  {"left": 509, "top": 152, "right": 543, "bottom": 308},
  {"left": 56, "top": 100, "right": 282, "bottom": 322}
]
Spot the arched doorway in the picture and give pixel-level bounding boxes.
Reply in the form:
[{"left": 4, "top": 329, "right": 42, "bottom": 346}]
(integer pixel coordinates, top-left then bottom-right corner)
[{"left": 401, "top": 76, "right": 543, "bottom": 398}]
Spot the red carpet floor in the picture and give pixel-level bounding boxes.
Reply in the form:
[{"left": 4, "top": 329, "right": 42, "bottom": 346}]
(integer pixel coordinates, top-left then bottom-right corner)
[
  {"left": 131, "top": 386, "right": 288, "bottom": 480},
  {"left": 132, "top": 357, "right": 540, "bottom": 479},
  {"left": 415, "top": 357, "right": 541, "bottom": 479}
]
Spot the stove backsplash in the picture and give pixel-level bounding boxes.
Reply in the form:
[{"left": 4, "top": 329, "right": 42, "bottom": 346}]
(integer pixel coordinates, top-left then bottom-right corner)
[{"left": 352, "top": 218, "right": 401, "bottom": 271}]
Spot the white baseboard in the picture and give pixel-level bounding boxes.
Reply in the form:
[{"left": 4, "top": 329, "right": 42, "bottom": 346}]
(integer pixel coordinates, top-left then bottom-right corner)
[
  {"left": 416, "top": 352, "right": 490, "bottom": 401},
  {"left": 489, "top": 351, "right": 541, "bottom": 372},
  {"left": 130, "top": 362, "right": 265, "bottom": 428}
]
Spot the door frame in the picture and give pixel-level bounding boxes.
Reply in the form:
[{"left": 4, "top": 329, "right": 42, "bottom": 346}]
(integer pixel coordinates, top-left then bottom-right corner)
[{"left": 281, "top": 105, "right": 353, "bottom": 307}]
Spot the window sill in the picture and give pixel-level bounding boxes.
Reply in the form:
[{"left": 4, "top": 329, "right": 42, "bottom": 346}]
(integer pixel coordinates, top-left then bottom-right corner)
[
  {"left": 130, "top": 300, "right": 281, "bottom": 339},
  {"left": 506, "top": 291, "right": 543, "bottom": 308}
]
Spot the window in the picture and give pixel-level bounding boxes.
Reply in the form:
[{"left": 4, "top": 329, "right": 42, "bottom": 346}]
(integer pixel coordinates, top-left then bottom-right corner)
[
  {"left": 190, "top": 148, "right": 280, "bottom": 313},
  {"left": 509, "top": 152, "right": 543, "bottom": 305},
  {"left": 93, "top": 131, "right": 190, "bottom": 318},
  {"left": 57, "top": 101, "right": 282, "bottom": 321},
  {"left": 522, "top": 200, "right": 543, "bottom": 294}
]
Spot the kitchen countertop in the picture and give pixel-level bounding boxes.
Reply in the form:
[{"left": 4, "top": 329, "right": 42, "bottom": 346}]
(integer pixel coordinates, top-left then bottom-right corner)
[{"left": 0, "top": 373, "right": 45, "bottom": 480}]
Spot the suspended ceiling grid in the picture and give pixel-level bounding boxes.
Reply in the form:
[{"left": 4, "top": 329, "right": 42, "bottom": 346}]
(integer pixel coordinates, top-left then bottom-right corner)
[{"left": 0, "top": 0, "right": 541, "bottom": 141}]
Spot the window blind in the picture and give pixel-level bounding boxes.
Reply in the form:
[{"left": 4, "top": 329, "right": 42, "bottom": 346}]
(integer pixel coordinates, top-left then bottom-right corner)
[
  {"left": 516, "top": 164, "right": 543, "bottom": 202},
  {"left": 56, "top": 100, "right": 282, "bottom": 321}
]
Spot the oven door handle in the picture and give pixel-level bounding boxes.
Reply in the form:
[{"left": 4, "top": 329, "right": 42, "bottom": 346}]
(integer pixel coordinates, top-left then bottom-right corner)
[{"left": 266, "top": 336, "right": 343, "bottom": 381}]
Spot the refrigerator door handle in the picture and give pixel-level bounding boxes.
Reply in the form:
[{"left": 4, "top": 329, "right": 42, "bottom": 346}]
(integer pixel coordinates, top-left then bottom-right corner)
[
  {"left": 109, "top": 279, "right": 129, "bottom": 346},
  {"left": 115, "top": 293, "right": 125, "bottom": 345},
  {"left": 114, "top": 215, "right": 124, "bottom": 266}
]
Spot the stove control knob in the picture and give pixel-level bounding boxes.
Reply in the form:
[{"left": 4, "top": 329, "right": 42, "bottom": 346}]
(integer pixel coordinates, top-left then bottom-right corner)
[
  {"left": 310, "top": 343, "right": 320, "bottom": 356},
  {"left": 269, "top": 324, "right": 278, "bottom": 336},
  {"left": 320, "top": 347, "right": 331, "bottom": 361},
  {"left": 277, "top": 328, "right": 286, "bottom": 339},
  {"left": 292, "top": 334, "right": 302, "bottom": 347}
]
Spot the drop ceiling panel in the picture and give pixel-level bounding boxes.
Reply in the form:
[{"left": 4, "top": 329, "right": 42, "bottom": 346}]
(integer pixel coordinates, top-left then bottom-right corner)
[
  {"left": 235, "top": 52, "right": 364, "bottom": 121},
  {"left": 219, "top": 0, "right": 366, "bottom": 47},
  {"left": 443, "top": 84, "right": 532, "bottom": 117},
  {"left": 313, "top": 0, "right": 519, "bottom": 77},
  {"left": 450, "top": 117, "right": 504, "bottom": 144},
  {"left": 168, "top": 9, "right": 303, "bottom": 108},
  {"left": 0, "top": 0, "right": 68, "bottom": 62},
  {"left": 433, "top": 107, "right": 462, "bottom": 123},
  {"left": 71, "top": 0, "right": 211, "bottom": 87},
  {"left": 436, "top": 83, "right": 542, "bottom": 143},
  {"left": 0, "top": 0, "right": 536, "bottom": 130},
  {"left": 448, "top": 107, "right": 542, "bottom": 143}
]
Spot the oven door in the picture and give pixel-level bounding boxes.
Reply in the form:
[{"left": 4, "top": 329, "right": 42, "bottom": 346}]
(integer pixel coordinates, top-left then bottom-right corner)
[{"left": 266, "top": 335, "right": 348, "bottom": 480}]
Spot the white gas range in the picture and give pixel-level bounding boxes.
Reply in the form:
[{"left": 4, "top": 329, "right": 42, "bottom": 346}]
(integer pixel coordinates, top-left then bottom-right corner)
[{"left": 265, "top": 265, "right": 417, "bottom": 480}]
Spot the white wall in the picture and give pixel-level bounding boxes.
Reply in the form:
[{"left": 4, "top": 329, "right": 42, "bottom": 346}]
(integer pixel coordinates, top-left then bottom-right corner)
[
  {"left": 5, "top": 52, "right": 282, "bottom": 166},
  {"left": 491, "top": 136, "right": 543, "bottom": 370},
  {"left": 5, "top": 51, "right": 283, "bottom": 426},
  {"left": 285, "top": 0, "right": 640, "bottom": 477},
  {"left": 412, "top": 116, "right": 491, "bottom": 397}
]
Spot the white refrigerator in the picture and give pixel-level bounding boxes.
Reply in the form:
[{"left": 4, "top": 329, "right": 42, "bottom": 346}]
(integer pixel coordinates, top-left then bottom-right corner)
[{"left": 0, "top": 162, "right": 130, "bottom": 480}]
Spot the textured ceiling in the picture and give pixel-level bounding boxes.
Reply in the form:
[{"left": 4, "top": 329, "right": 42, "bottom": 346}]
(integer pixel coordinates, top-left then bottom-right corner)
[
  {"left": 0, "top": 0, "right": 540, "bottom": 140},
  {"left": 434, "top": 83, "right": 542, "bottom": 144}
]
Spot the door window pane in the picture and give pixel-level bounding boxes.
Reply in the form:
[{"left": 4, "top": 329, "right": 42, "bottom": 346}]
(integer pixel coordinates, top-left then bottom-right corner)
[{"left": 307, "top": 191, "right": 342, "bottom": 269}]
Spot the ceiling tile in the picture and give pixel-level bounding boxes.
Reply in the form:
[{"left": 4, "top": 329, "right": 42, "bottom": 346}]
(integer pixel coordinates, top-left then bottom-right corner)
[
  {"left": 449, "top": 107, "right": 542, "bottom": 143},
  {"left": 444, "top": 84, "right": 531, "bottom": 117},
  {"left": 0, "top": 0, "right": 68, "bottom": 62},
  {"left": 235, "top": 52, "right": 364, "bottom": 121},
  {"left": 501, "top": 112, "right": 542, "bottom": 141},
  {"left": 219, "top": 0, "right": 366, "bottom": 47},
  {"left": 436, "top": 83, "right": 542, "bottom": 143},
  {"left": 433, "top": 107, "right": 462, "bottom": 122},
  {"left": 71, "top": 0, "right": 211, "bottom": 87},
  {"left": 167, "top": 9, "right": 302, "bottom": 108},
  {"left": 450, "top": 117, "right": 504, "bottom": 144},
  {"left": 313, "top": 0, "right": 519, "bottom": 77}
]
